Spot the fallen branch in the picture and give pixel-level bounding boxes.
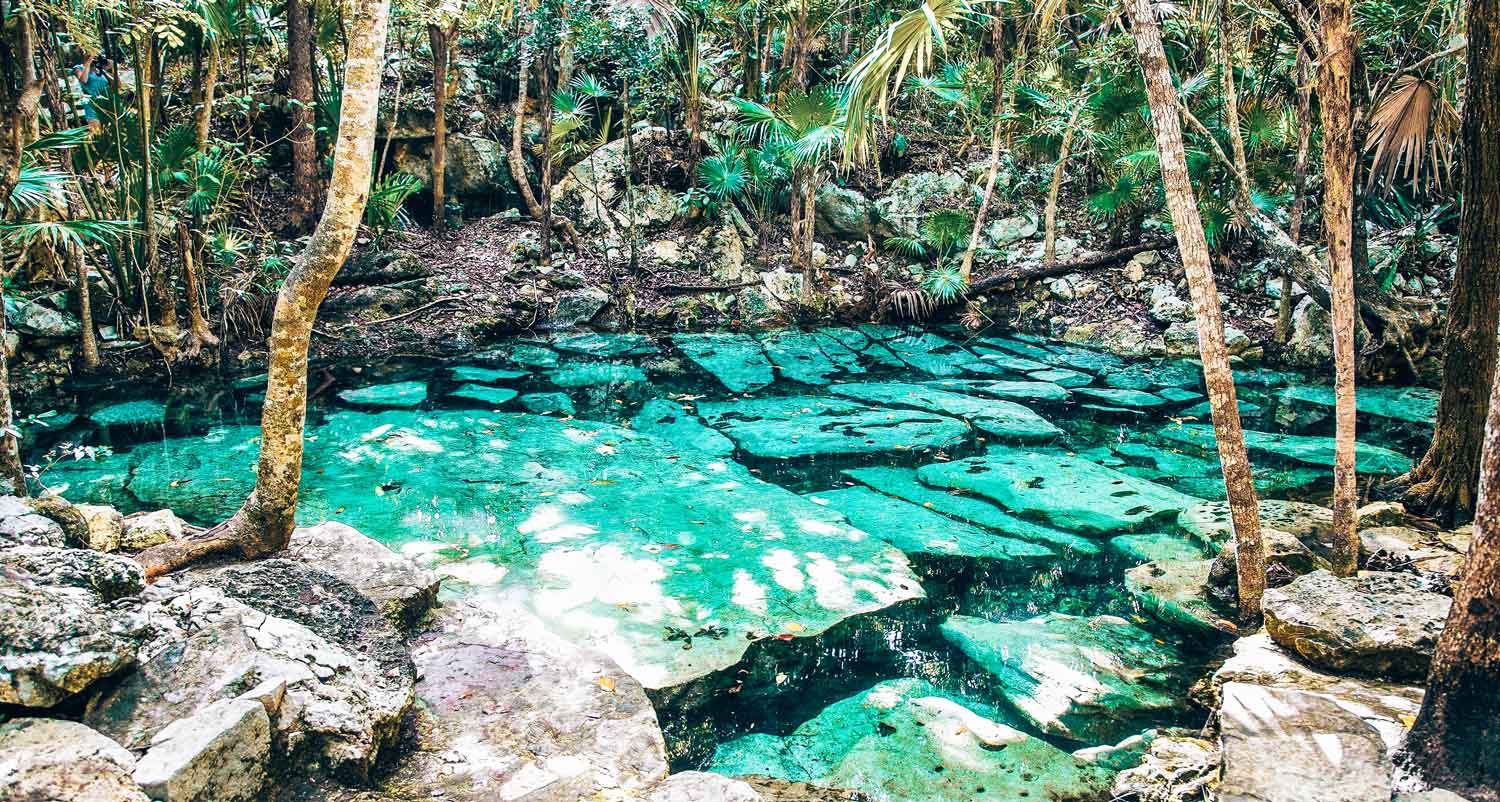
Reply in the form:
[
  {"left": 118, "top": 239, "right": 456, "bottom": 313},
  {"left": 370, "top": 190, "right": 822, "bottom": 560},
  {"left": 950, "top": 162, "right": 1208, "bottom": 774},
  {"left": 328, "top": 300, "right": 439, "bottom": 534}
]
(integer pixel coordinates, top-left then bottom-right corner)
[
  {"left": 313, "top": 295, "right": 463, "bottom": 337},
  {"left": 653, "top": 280, "right": 760, "bottom": 295},
  {"left": 966, "top": 238, "right": 1176, "bottom": 295}
]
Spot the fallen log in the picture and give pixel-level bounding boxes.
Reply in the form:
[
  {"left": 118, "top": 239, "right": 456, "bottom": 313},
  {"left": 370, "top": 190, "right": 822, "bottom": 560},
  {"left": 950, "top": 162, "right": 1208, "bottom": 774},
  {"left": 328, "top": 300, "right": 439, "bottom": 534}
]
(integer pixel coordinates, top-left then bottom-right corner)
[{"left": 966, "top": 238, "right": 1176, "bottom": 294}]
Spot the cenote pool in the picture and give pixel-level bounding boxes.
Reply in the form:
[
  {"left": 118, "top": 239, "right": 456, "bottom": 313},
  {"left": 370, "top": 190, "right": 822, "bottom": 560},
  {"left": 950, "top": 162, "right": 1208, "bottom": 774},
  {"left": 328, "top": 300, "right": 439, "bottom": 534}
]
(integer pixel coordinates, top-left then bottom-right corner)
[{"left": 30, "top": 326, "right": 1439, "bottom": 801}]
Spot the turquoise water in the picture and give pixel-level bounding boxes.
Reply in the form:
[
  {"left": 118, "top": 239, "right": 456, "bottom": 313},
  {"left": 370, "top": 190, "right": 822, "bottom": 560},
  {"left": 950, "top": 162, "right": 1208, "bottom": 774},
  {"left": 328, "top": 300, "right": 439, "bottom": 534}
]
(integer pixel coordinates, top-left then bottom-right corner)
[{"left": 32, "top": 326, "right": 1435, "bottom": 798}]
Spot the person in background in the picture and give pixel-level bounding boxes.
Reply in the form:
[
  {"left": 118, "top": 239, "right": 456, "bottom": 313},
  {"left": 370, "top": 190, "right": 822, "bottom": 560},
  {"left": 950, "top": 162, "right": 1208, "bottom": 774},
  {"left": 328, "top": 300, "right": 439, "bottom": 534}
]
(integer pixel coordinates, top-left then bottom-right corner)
[{"left": 72, "top": 55, "right": 111, "bottom": 134}]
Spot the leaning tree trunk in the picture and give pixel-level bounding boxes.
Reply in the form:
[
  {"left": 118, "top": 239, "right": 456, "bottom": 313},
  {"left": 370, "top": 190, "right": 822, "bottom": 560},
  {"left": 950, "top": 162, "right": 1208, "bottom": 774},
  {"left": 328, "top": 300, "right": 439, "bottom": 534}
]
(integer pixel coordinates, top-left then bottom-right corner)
[
  {"left": 136, "top": 0, "right": 392, "bottom": 579},
  {"left": 287, "top": 0, "right": 319, "bottom": 228},
  {"left": 1398, "top": 364, "right": 1500, "bottom": 799},
  {"left": 1043, "top": 104, "right": 1084, "bottom": 266},
  {"left": 1127, "top": 0, "right": 1266, "bottom": 622},
  {"left": 1276, "top": 46, "right": 1313, "bottom": 343},
  {"left": 508, "top": 54, "right": 544, "bottom": 218},
  {"left": 1402, "top": 0, "right": 1500, "bottom": 526},
  {"left": 177, "top": 222, "right": 219, "bottom": 352},
  {"left": 957, "top": 13, "right": 1008, "bottom": 284},
  {"left": 428, "top": 22, "right": 454, "bottom": 229},
  {"left": 133, "top": 35, "right": 175, "bottom": 332},
  {"left": 1321, "top": 0, "right": 1360, "bottom": 575},
  {"left": 196, "top": 35, "right": 220, "bottom": 149}
]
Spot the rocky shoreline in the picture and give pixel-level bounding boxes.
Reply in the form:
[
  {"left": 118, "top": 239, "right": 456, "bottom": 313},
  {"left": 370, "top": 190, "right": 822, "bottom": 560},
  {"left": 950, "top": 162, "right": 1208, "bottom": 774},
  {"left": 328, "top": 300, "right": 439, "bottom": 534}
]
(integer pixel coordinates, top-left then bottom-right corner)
[{"left": 0, "top": 472, "right": 1476, "bottom": 802}]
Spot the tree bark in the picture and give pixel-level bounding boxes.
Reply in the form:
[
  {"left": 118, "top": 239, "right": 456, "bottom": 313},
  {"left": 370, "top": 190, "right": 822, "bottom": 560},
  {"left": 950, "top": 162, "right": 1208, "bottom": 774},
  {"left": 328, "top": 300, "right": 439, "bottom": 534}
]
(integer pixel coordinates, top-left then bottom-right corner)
[
  {"left": 1398, "top": 364, "right": 1500, "bottom": 800},
  {"left": 428, "top": 22, "right": 455, "bottom": 229},
  {"left": 287, "top": 0, "right": 319, "bottom": 228},
  {"left": 1321, "top": 0, "right": 1360, "bottom": 576},
  {"left": 537, "top": 50, "right": 556, "bottom": 267},
  {"left": 132, "top": 33, "right": 175, "bottom": 332},
  {"left": 1276, "top": 46, "right": 1313, "bottom": 343},
  {"left": 1043, "top": 104, "right": 1084, "bottom": 266},
  {"left": 0, "top": 298, "right": 24, "bottom": 495},
  {"left": 136, "top": 0, "right": 392, "bottom": 579},
  {"left": 1402, "top": 0, "right": 1500, "bottom": 526},
  {"left": 177, "top": 222, "right": 219, "bottom": 351},
  {"left": 196, "top": 35, "right": 220, "bottom": 149},
  {"left": 957, "top": 14, "right": 1007, "bottom": 284},
  {"left": 1127, "top": 0, "right": 1266, "bottom": 622},
  {"left": 508, "top": 55, "right": 544, "bottom": 218}
]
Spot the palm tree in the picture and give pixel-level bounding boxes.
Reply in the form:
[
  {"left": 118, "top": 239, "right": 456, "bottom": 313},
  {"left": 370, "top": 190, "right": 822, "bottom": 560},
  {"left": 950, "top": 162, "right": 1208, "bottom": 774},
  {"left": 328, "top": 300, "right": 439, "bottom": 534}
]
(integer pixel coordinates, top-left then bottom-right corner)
[
  {"left": 137, "top": 0, "right": 393, "bottom": 578},
  {"left": 1124, "top": 0, "right": 1266, "bottom": 622},
  {"left": 735, "top": 87, "right": 845, "bottom": 303}
]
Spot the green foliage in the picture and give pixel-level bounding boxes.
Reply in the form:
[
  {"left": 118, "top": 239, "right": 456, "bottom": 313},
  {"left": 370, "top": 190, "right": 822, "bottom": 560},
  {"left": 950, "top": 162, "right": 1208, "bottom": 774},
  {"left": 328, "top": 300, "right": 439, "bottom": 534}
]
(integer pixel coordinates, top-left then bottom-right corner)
[{"left": 365, "top": 173, "right": 425, "bottom": 235}]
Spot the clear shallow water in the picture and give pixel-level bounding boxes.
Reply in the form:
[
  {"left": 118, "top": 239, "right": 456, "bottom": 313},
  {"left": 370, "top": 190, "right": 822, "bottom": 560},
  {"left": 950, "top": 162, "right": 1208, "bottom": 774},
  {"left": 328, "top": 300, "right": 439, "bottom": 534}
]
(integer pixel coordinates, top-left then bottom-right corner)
[{"left": 33, "top": 326, "right": 1436, "bottom": 797}]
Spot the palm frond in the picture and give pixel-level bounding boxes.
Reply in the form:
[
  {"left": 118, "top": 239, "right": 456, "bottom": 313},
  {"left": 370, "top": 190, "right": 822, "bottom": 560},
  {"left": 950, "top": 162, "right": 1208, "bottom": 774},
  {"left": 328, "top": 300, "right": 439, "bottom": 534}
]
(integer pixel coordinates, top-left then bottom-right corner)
[
  {"left": 0, "top": 219, "right": 135, "bottom": 251},
  {"left": 1365, "top": 75, "right": 1458, "bottom": 193},
  {"left": 5, "top": 167, "right": 72, "bottom": 215}
]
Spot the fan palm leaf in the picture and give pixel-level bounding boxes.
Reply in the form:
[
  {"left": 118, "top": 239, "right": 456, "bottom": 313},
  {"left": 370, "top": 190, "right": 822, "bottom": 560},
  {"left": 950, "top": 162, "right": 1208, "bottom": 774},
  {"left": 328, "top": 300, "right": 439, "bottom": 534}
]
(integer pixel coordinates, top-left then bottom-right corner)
[{"left": 1364, "top": 74, "right": 1458, "bottom": 193}]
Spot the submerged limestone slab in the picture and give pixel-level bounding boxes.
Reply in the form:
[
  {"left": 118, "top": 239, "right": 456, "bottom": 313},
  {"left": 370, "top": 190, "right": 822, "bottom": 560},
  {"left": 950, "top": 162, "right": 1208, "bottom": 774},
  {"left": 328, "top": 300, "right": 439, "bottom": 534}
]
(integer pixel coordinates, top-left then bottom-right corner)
[
  {"left": 816, "top": 327, "right": 904, "bottom": 370},
  {"left": 968, "top": 349, "right": 1053, "bottom": 374},
  {"left": 1072, "top": 388, "right": 1169, "bottom": 409},
  {"left": 758, "top": 330, "right": 842, "bottom": 386},
  {"left": 1105, "top": 361, "right": 1202, "bottom": 392},
  {"left": 631, "top": 399, "right": 735, "bottom": 456},
  {"left": 918, "top": 451, "right": 1200, "bottom": 534},
  {"left": 1278, "top": 384, "right": 1439, "bottom": 425},
  {"left": 674, "top": 333, "right": 775, "bottom": 393},
  {"left": 448, "top": 383, "right": 520, "bottom": 407},
  {"left": 941, "top": 613, "right": 1187, "bottom": 742},
  {"left": 879, "top": 332, "right": 995, "bottom": 377},
  {"left": 1178, "top": 499, "right": 1334, "bottom": 551},
  {"left": 1029, "top": 367, "right": 1093, "bottom": 388},
  {"left": 88, "top": 400, "right": 167, "bottom": 428},
  {"left": 696, "top": 396, "right": 970, "bottom": 460},
  {"left": 519, "top": 391, "right": 576, "bottom": 416},
  {"left": 448, "top": 365, "right": 528, "bottom": 384},
  {"left": 828, "top": 382, "right": 1062, "bottom": 443},
  {"left": 709, "top": 678, "right": 1112, "bottom": 802},
  {"left": 924, "top": 379, "right": 1070, "bottom": 404},
  {"left": 842, "top": 466, "right": 1101, "bottom": 556},
  {"left": 552, "top": 331, "right": 658, "bottom": 358},
  {"left": 546, "top": 361, "right": 647, "bottom": 388},
  {"left": 1158, "top": 423, "right": 1413, "bottom": 475},
  {"left": 125, "top": 425, "right": 261, "bottom": 523},
  {"left": 337, "top": 381, "right": 428, "bottom": 409},
  {"left": 1109, "top": 532, "right": 1207, "bottom": 564},
  {"left": 806, "top": 487, "right": 1055, "bottom": 563},
  {"left": 1124, "top": 559, "right": 1236, "bottom": 639},
  {"left": 970, "top": 336, "right": 1056, "bottom": 362}
]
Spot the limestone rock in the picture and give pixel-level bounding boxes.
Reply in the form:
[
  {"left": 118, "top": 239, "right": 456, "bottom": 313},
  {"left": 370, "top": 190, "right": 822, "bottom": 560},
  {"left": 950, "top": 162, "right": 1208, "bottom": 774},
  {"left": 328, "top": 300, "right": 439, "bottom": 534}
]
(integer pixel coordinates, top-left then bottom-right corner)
[
  {"left": 86, "top": 564, "right": 414, "bottom": 781},
  {"left": 0, "top": 574, "right": 148, "bottom": 707},
  {"left": 78, "top": 504, "right": 124, "bottom": 551},
  {"left": 1179, "top": 499, "right": 1335, "bottom": 552},
  {"left": 814, "top": 184, "right": 874, "bottom": 239},
  {"left": 1359, "top": 526, "right": 1469, "bottom": 582},
  {"left": 1060, "top": 319, "right": 1168, "bottom": 360},
  {"left": 1125, "top": 559, "right": 1238, "bottom": 639},
  {"left": 808, "top": 487, "right": 1056, "bottom": 564},
  {"left": 0, "top": 546, "right": 145, "bottom": 601},
  {"left": 4, "top": 293, "right": 81, "bottom": 338},
  {"left": 119, "top": 509, "right": 186, "bottom": 550},
  {"left": 697, "top": 395, "right": 969, "bottom": 460},
  {"left": 337, "top": 381, "right": 429, "bottom": 410},
  {"left": 285, "top": 522, "right": 440, "bottom": 632},
  {"left": 334, "top": 250, "right": 433, "bottom": 286},
  {"left": 1207, "top": 529, "right": 1331, "bottom": 607},
  {"left": 1149, "top": 283, "right": 1191, "bottom": 324},
  {"left": 985, "top": 214, "right": 1038, "bottom": 246},
  {"left": 0, "top": 718, "right": 149, "bottom": 802},
  {"left": 1210, "top": 632, "right": 1423, "bottom": 753},
  {"left": 1262, "top": 570, "right": 1452, "bottom": 680},
  {"left": 645, "top": 771, "right": 762, "bottom": 802},
  {"left": 133, "top": 698, "right": 270, "bottom": 802},
  {"left": 1217, "top": 682, "right": 1392, "bottom": 802},
  {"left": 873, "top": 171, "right": 967, "bottom": 240},
  {"left": 549, "top": 287, "right": 611, "bottom": 328},
  {"left": 1110, "top": 735, "right": 1219, "bottom": 802},
  {"left": 1165, "top": 319, "right": 1255, "bottom": 359},
  {"left": 1286, "top": 297, "right": 1333, "bottom": 367},
  {"left": 0, "top": 494, "right": 67, "bottom": 547}
]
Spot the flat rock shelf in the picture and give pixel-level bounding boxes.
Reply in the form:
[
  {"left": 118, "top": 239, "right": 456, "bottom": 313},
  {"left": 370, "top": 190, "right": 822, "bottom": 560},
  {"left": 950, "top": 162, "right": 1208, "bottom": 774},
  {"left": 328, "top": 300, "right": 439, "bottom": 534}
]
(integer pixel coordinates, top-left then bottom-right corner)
[{"left": 39, "top": 326, "right": 1437, "bottom": 802}]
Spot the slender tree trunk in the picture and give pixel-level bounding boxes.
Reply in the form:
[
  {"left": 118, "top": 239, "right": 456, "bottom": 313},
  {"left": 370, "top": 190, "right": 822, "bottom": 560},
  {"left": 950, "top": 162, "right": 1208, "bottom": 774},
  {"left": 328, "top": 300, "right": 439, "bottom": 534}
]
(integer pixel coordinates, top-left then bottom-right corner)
[
  {"left": 958, "top": 14, "right": 1008, "bottom": 283},
  {"left": 0, "top": 4, "right": 41, "bottom": 494},
  {"left": 287, "top": 0, "right": 318, "bottom": 227},
  {"left": 799, "top": 171, "right": 817, "bottom": 303},
  {"left": 1276, "top": 46, "right": 1313, "bottom": 343},
  {"left": 1043, "top": 104, "right": 1084, "bottom": 266},
  {"left": 1127, "top": 0, "right": 1266, "bottom": 622},
  {"left": 428, "top": 23, "right": 453, "bottom": 229},
  {"left": 136, "top": 0, "right": 392, "bottom": 579},
  {"left": 0, "top": 301, "right": 24, "bottom": 495},
  {"left": 508, "top": 55, "right": 544, "bottom": 218},
  {"left": 1321, "top": 0, "right": 1360, "bottom": 576},
  {"left": 133, "top": 34, "right": 174, "bottom": 332},
  {"left": 376, "top": 23, "right": 407, "bottom": 181},
  {"left": 1398, "top": 371, "right": 1500, "bottom": 799},
  {"left": 1403, "top": 0, "right": 1500, "bottom": 526},
  {"left": 538, "top": 50, "right": 556, "bottom": 267},
  {"left": 178, "top": 222, "right": 218, "bottom": 350},
  {"left": 1217, "top": 13, "right": 1251, "bottom": 210},
  {"left": 196, "top": 36, "right": 220, "bottom": 150}
]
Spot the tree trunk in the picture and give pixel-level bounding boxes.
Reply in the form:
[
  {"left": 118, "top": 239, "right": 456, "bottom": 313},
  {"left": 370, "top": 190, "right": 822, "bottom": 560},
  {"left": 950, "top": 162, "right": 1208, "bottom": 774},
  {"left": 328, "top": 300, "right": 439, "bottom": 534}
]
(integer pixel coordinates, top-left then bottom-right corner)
[
  {"left": 1043, "top": 104, "right": 1084, "bottom": 266},
  {"left": 1276, "top": 46, "right": 1313, "bottom": 343},
  {"left": 1127, "top": 0, "right": 1266, "bottom": 622},
  {"left": 178, "top": 222, "right": 219, "bottom": 351},
  {"left": 538, "top": 51, "right": 556, "bottom": 267},
  {"left": 1402, "top": 0, "right": 1500, "bottom": 526},
  {"left": 0, "top": 300, "right": 24, "bottom": 495},
  {"left": 508, "top": 55, "right": 544, "bottom": 218},
  {"left": 133, "top": 34, "right": 175, "bottom": 332},
  {"left": 136, "top": 0, "right": 392, "bottom": 579},
  {"left": 428, "top": 23, "right": 453, "bottom": 229},
  {"left": 287, "top": 0, "right": 319, "bottom": 228},
  {"left": 0, "top": 4, "right": 41, "bottom": 496},
  {"left": 196, "top": 36, "right": 220, "bottom": 149},
  {"left": 1398, "top": 367, "right": 1500, "bottom": 799},
  {"left": 1321, "top": 0, "right": 1360, "bottom": 576},
  {"left": 957, "top": 14, "right": 1008, "bottom": 284}
]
